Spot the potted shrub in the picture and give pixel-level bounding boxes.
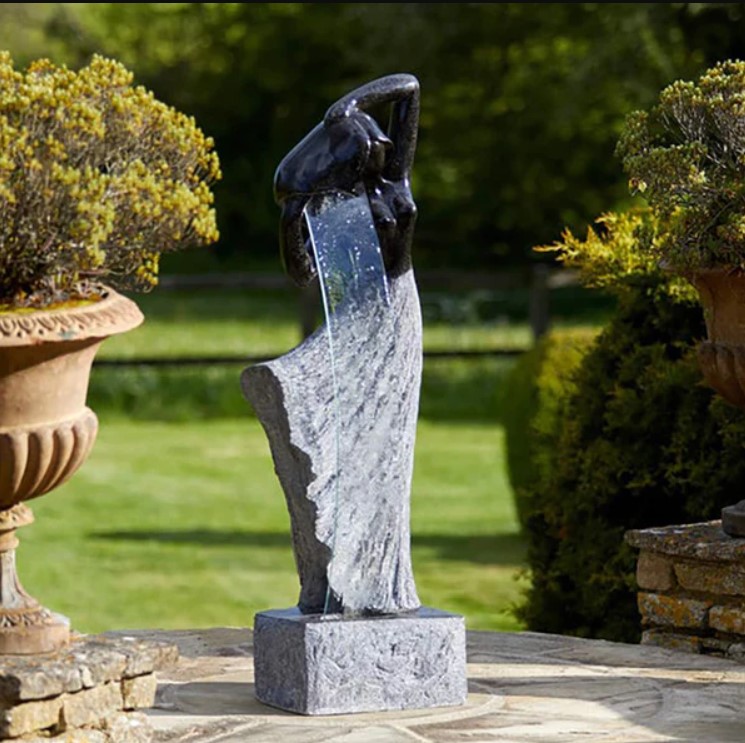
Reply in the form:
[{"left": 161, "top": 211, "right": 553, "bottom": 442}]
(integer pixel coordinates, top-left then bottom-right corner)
[
  {"left": 617, "top": 60, "right": 745, "bottom": 535},
  {"left": 0, "top": 53, "right": 220, "bottom": 652}
]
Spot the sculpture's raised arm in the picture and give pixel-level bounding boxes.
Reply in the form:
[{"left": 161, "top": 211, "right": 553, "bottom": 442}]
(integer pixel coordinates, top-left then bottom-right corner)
[{"left": 324, "top": 73, "right": 420, "bottom": 181}]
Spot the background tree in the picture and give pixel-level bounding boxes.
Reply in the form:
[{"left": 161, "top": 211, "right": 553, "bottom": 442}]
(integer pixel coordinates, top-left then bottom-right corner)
[{"left": 5, "top": 3, "right": 745, "bottom": 271}]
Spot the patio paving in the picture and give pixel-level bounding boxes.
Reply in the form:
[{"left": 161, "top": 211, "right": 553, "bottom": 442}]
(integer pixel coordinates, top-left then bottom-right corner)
[{"left": 107, "top": 625, "right": 745, "bottom": 742}]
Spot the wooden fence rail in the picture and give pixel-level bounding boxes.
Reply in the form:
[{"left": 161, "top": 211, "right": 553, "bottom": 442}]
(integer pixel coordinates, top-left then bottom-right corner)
[
  {"left": 157, "top": 266, "right": 576, "bottom": 344},
  {"left": 92, "top": 267, "right": 577, "bottom": 368}
]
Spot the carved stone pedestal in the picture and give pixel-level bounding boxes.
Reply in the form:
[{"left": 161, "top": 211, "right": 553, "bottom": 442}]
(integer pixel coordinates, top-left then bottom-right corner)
[
  {"left": 722, "top": 499, "right": 745, "bottom": 538},
  {"left": 0, "top": 504, "right": 70, "bottom": 655},
  {"left": 254, "top": 607, "right": 467, "bottom": 715}
]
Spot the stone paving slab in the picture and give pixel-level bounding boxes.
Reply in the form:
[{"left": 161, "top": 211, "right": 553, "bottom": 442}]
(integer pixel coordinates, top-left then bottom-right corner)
[{"left": 115, "top": 627, "right": 745, "bottom": 742}]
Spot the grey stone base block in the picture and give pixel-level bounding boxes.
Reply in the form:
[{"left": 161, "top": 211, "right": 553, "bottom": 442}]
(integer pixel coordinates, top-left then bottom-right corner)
[{"left": 253, "top": 607, "right": 467, "bottom": 715}]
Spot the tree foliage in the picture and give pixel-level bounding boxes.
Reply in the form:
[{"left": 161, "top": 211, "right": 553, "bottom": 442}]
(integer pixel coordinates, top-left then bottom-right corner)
[{"left": 5, "top": 3, "right": 745, "bottom": 270}]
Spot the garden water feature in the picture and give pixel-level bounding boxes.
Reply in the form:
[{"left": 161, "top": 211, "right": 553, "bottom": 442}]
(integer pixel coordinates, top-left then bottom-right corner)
[{"left": 241, "top": 75, "right": 467, "bottom": 714}]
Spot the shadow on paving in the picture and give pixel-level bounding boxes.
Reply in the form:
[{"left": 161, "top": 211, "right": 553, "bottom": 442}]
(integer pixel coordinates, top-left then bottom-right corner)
[
  {"left": 135, "top": 625, "right": 745, "bottom": 743},
  {"left": 461, "top": 675, "right": 745, "bottom": 743},
  {"left": 90, "top": 529, "right": 525, "bottom": 565}
]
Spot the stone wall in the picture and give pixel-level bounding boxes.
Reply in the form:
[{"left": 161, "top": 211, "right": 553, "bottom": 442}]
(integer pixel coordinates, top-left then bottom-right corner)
[
  {"left": 626, "top": 521, "right": 745, "bottom": 661},
  {"left": 0, "top": 634, "right": 177, "bottom": 742}
]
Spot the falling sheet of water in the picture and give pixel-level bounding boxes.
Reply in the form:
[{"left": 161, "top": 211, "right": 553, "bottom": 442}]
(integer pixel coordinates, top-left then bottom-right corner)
[
  {"left": 305, "top": 191, "right": 390, "bottom": 312},
  {"left": 304, "top": 190, "right": 391, "bottom": 614}
]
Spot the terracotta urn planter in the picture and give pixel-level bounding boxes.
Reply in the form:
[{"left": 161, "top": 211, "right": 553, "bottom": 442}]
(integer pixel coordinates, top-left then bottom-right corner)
[
  {"left": 692, "top": 269, "right": 745, "bottom": 406},
  {"left": 689, "top": 268, "right": 745, "bottom": 537},
  {"left": 0, "top": 289, "right": 143, "bottom": 653}
]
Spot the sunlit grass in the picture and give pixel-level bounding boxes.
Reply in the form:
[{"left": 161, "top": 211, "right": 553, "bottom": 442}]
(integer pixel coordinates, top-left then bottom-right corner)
[
  {"left": 18, "top": 285, "right": 612, "bottom": 633},
  {"left": 21, "top": 417, "right": 526, "bottom": 633},
  {"left": 98, "top": 290, "right": 300, "bottom": 359}
]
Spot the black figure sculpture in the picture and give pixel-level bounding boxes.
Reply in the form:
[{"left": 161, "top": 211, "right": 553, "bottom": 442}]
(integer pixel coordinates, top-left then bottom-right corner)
[
  {"left": 244, "top": 74, "right": 424, "bottom": 617},
  {"left": 273, "top": 73, "right": 419, "bottom": 287}
]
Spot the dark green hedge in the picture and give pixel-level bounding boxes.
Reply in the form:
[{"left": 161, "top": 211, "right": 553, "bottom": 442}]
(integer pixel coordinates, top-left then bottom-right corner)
[{"left": 508, "top": 283, "right": 745, "bottom": 642}]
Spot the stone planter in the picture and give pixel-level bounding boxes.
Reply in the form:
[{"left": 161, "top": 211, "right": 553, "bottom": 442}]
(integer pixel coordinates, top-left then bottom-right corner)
[
  {"left": 0, "top": 289, "right": 143, "bottom": 654},
  {"left": 689, "top": 268, "right": 745, "bottom": 536},
  {"left": 690, "top": 268, "right": 745, "bottom": 407}
]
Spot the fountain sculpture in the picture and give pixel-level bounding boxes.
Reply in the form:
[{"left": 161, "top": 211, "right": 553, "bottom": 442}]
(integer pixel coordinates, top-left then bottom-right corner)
[{"left": 242, "top": 74, "right": 467, "bottom": 715}]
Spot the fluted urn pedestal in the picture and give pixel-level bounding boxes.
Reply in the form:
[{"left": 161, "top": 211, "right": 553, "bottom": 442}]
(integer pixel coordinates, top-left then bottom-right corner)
[
  {"left": 0, "top": 290, "right": 143, "bottom": 653},
  {"left": 690, "top": 269, "right": 745, "bottom": 537}
]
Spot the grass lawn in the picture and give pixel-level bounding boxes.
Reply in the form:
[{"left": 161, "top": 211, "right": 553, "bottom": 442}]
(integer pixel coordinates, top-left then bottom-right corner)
[
  {"left": 20, "top": 415, "right": 526, "bottom": 634},
  {"left": 16, "top": 284, "right": 610, "bottom": 634}
]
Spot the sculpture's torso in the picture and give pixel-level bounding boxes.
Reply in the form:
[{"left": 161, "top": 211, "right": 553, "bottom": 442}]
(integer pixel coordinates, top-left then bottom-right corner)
[{"left": 243, "top": 268, "right": 422, "bottom": 615}]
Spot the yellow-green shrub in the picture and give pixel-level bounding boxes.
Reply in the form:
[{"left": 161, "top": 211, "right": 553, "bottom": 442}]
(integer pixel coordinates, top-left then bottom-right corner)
[
  {"left": 617, "top": 61, "right": 745, "bottom": 271},
  {"left": 0, "top": 53, "right": 221, "bottom": 307}
]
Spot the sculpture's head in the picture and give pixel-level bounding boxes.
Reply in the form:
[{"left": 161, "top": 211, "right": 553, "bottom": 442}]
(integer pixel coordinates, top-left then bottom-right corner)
[
  {"left": 273, "top": 75, "right": 420, "bottom": 288},
  {"left": 274, "top": 112, "right": 392, "bottom": 202}
]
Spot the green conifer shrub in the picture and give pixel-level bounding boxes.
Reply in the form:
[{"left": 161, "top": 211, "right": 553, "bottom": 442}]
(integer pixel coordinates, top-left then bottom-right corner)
[{"left": 507, "top": 209, "right": 745, "bottom": 640}]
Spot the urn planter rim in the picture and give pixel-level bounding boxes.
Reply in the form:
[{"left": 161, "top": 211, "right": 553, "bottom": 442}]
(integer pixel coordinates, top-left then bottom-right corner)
[
  {"left": 679, "top": 265, "right": 745, "bottom": 280},
  {"left": 0, "top": 287, "right": 143, "bottom": 347}
]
